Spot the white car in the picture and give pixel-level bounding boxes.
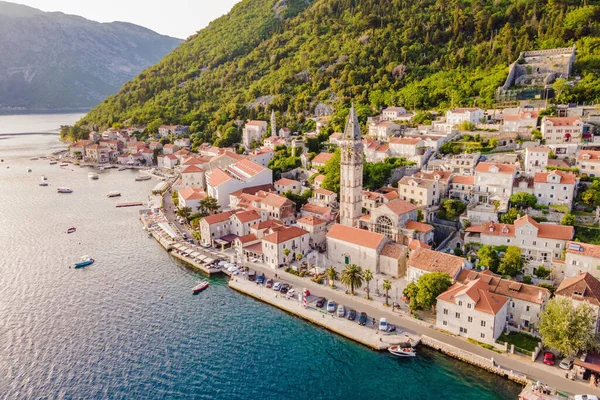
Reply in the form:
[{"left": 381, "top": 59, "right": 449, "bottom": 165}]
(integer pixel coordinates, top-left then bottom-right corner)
[
  {"left": 379, "top": 317, "right": 389, "bottom": 332},
  {"left": 337, "top": 304, "right": 345, "bottom": 317},
  {"left": 273, "top": 282, "right": 282, "bottom": 291},
  {"left": 575, "top": 396, "right": 599, "bottom": 400},
  {"left": 287, "top": 289, "right": 296, "bottom": 298},
  {"left": 327, "top": 300, "right": 336, "bottom": 313}
]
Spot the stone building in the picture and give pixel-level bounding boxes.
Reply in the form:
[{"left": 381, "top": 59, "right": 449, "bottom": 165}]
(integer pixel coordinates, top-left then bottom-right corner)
[{"left": 339, "top": 105, "right": 364, "bottom": 228}]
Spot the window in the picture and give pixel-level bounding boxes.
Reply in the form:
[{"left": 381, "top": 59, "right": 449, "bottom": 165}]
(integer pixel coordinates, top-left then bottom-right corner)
[
  {"left": 481, "top": 321, "right": 486, "bottom": 327},
  {"left": 443, "top": 309, "right": 448, "bottom": 315},
  {"left": 526, "top": 306, "right": 530, "bottom": 312},
  {"left": 480, "top": 333, "right": 485, "bottom": 339},
  {"left": 455, "top": 312, "right": 460, "bottom": 319},
  {"left": 459, "top": 327, "right": 467, "bottom": 334},
  {"left": 533, "top": 241, "right": 536, "bottom": 246},
  {"left": 467, "top": 303, "right": 472, "bottom": 309},
  {"left": 468, "top": 316, "right": 473, "bottom": 323},
  {"left": 458, "top": 301, "right": 463, "bottom": 306},
  {"left": 443, "top": 320, "right": 447, "bottom": 326},
  {"left": 556, "top": 243, "right": 561, "bottom": 248}
]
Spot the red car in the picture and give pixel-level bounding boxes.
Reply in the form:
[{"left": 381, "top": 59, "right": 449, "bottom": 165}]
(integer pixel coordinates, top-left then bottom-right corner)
[{"left": 543, "top": 351, "right": 555, "bottom": 366}]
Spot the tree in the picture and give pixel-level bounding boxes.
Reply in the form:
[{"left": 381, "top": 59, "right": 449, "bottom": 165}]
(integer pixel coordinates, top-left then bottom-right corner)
[
  {"left": 500, "top": 208, "right": 522, "bottom": 224},
  {"left": 510, "top": 192, "right": 537, "bottom": 209},
  {"left": 477, "top": 245, "right": 500, "bottom": 272},
  {"left": 295, "top": 252, "right": 303, "bottom": 268},
  {"left": 176, "top": 206, "right": 192, "bottom": 221},
  {"left": 171, "top": 190, "right": 179, "bottom": 207},
  {"left": 321, "top": 149, "right": 340, "bottom": 194},
  {"left": 146, "top": 118, "right": 163, "bottom": 134},
  {"left": 340, "top": 264, "right": 364, "bottom": 295},
  {"left": 197, "top": 196, "right": 220, "bottom": 216},
  {"left": 404, "top": 272, "right": 452, "bottom": 311},
  {"left": 539, "top": 297, "right": 599, "bottom": 356},
  {"left": 534, "top": 266, "right": 551, "bottom": 279},
  {"left": 561, "top": 213, "right": 576, "bottom": 226},
  {"left": 283, "top": 248, "right": 291, "bottom": 267},
  {"left": 439, "top": 199, "right": 466, "bottom": 220},
  {"left": 382, "top": 279, "right": 392, "bottom": 306},
  {"left": 364, "top": 269, "right": 373, "bottom": 300},
  {"left": 325, "top": 266, "right": 339, "bottom": 288},
  {"left": 498, "top": 246, "right": 526, "bottom": 277}
]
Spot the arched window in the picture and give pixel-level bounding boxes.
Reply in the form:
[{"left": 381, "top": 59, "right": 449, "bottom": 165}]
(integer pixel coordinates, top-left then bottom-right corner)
[{"left": 375, "top": 215, "right": 394, "bottom": 239}]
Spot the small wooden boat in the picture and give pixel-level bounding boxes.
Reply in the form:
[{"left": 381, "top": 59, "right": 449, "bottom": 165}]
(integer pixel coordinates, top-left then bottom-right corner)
[
  {"left": 57, "top": 187, "right": 73, "bottom": 193},
  {"left": 60, "top": 163, "right": 68, "bottom": 167},
  {"left": 27, "top": 168, "right": 32, "bottom": 172},
  {"left": 118, "top": 167, "right": 127, "bottom": 171},
  {"left": 67, "top": 227, "right": 76, "bottom": 234},
  {"left": 39, "top": 182, "right": 49, "bottom": 187},
  {"left": 41, "top": 175, "right": 47, "bottom": 181},
  {"left": 192, "top": 280, "right": 210, "bottom": 294},
  {"left": 88, "top": 172, "right": 99, "bottom": 180},
  {"left": 30, "top": 157, "right": 39, "bottom": 161},
  {"left": 49, "top": 161, "right": 58, "bottom": 165},
  {"left": 135, "top": 175, "right": 151, "bottom": 181},
  {"left": 74, "top": 256, "right": 94, "bottom": 268},
  {"left": 388, "top": 343, "right": 417, "bottom": 357}
]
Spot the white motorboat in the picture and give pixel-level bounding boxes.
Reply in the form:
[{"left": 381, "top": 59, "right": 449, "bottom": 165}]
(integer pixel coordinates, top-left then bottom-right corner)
[
  {"left": 57, "top": 187, "right": 73, "bottom": 193},
  {"left": 41, "top": 175, "right": 47, "bottom": 181},
  {"left": 388, "top": 343, "right": 417, "bottom": 357},
  {"left": 39, "top": 182, "right": 49, "bottom": 187},
  {"left": 135, "top": 175, "right": 151, "bottom": 181},
  {"left": 107, "top": 191, "right": 121, "bottom": 198},
  {"left": 88, "top": 172, "right": 99, "bottom": 180}
]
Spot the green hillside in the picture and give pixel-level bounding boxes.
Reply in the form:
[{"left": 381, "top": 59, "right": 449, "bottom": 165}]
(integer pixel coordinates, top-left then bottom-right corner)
[{"left": 79, "top": 0, "right": 600, "bottom": 140}]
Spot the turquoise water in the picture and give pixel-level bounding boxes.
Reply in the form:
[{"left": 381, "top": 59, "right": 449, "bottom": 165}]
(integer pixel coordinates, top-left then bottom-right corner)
[{"left": 0, "top": 135, "right": 521, "bottom": 399}]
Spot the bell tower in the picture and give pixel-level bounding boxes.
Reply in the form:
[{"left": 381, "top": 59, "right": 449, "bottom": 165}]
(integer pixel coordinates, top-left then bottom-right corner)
[{"left": 339, "top": 104, "right": 363, "bottom": 227}]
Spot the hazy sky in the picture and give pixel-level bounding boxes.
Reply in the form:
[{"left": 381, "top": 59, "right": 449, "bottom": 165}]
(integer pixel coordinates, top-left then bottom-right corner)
[{"left": 10, "top": 0, "right": 242, "bottom": 39}]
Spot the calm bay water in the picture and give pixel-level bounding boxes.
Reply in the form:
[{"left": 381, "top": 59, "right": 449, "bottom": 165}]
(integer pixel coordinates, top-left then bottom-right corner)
[
  {"left": 0, "top": 134, "right": 522, "bottom": 399},
  {"left": 0, "top": 112, "right": 85, "bottom": 134}
]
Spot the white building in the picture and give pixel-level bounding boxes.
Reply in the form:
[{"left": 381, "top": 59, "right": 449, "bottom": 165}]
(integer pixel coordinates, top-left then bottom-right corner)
[
  {"left": 248, "top": 147, "right": 275, "bottom": 167},
  {"left": 398, "top": 176, "right": 440, "bottom": 207},
  {"left": 474, "top": 162, "right": 516, "bottom": 203},
  {"left": 368, "top": 120, "right": 400, "bottom": 141},
  {"left": 436, "top": 278, "right": 508, "bottom": 345},
  {"left": 503, "top": 111, "right": 538, "bottom": 132},
  {"left": 242, "top": 120, "right": 268, "bottom": 148},
  {"left": 274, "top": 178, "right": 302, "bottom": 195},
  {"left": 465, "top": 216, "right": 574, "bottom": 272},
  {"left": 533, "top": 170, "right": 577, "bottom": 209},
  {"left": 178, "top": 187, "right": 206, "bottom": 211},
  {"left": 158, "top": 154, "right": 178, "bottom": 169},
  {"left": 262, "top": 226, "right": 310, "bottom": 269},
  {"left": 564, "top": 242, "right": 600, "bottom": 280},
  {"left": 577, "top": 150, "right": 600, "bottom": 177},
  {"left": 541, "top": 117, "right": 584, "bottom": 157},
  {"left": 181, "top": 165, "right": 205, "bottom": 189},
  {"left": 158, "top": 125, "right": 189, "bottom": 138},
  {"left": 296, "top": 215, "right": 328, "bottom": 249},
  {"left": 381, "top": 106, "right": 408, "bottom": 121},
  {"left": 406, "top": 247, "right": 467, "bottom": 283},
  {"left": 445, "top": 108, "right": 485, "bottom": 127},
  {"left": 524, "top": 147, "right": 550, "bottom": 176},
  {"left": 326, "top": 223, "right": 387, "bottom": 273},
  {"left": 555, "top": 272, "right": 600, "bottom": 334}
]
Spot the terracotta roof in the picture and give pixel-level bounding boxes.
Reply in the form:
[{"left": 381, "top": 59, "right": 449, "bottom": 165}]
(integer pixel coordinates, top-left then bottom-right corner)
[
  {"left": 437, "top": 279, "right": 508, "bottom": 315},
  {"left": 182, "top": 156, "right": 211, "bottom": 165},
  {"left": 314, "top": 188, "right": 335, "bottom": 196},
  {"left": 362, "top": 190, "right": 382, "bottom": 201},
  {"left": 407, "top": 247, "right": 464, "bottom": 277},
  {"left": 452, "top": 175, "right": 475, "bottom": 185},
  {"left": 406, "top": 221, "right": 434, "bottom": 233},
  {"left": 312, "top": 152, "right": 334, "bottom": 164},
  {"left": 314, "top": 175, "right": 325, "bottom": 183},
  {"left": 556, "top": 273, "right": 600, "bottom": 306},
  {"left": 390, "top": 137, "right": 421, "bottom": 145},
  {"left": 246, "top": 120, "right": 267, "bottom": 127},
  {"left": 467, "top": 216, "right": 574, "bottom": 241},
  {"left": 548, "top": 159, "right": 570, "bottom": 168},
  {"left": 534, "top": 170, "right": 577, "bottom": 184},
  {"left": 383, "top": 191, "right": 399, "bottom": 201},
  {"left": 164, "top": 154, "right": 177, "bottom": 160},
  {"left": 260, "top": 193, "right": 293, "bottom": 208},
  {"left": 296, "top": 215, "right": 327, "bottom": 227},
  {"left": 275, "top": 178, "right": 299, "bottom": 187},
  {"left": 408, "top": 239, "right": 431, "bottom": 250},
  {"left": 233, "top": 210, "right": 261, "bottom": 223},
  {"left": 301, "top": 203, "right": 331, "bottom": 215},
  {"left": 578, "top": 150, "right": 600, "bottom": 162},
  {"left": 566, "top": 241, "right": 600, "bottom": 259},
  {"left": 376, "top": 144, "right": 390, "bottom": 153},
  {"left": 250, "top": 220, "right": 284, "bottom": 231},
  {"left": 474, "top": 162, "right": 516, "bottom": 174},
  {"left": 262, "top": 226, "right": 308, "bottom": 244},
  {"left": 182, "top": 165, "right": 204, "bottom": 174},
  {"left": 456, "top": 269, "right": 549, "bottom": 305},
  {"left": 230, "top": 184, "right": 276, "bottom": 197},
  {"left": 384, "top": 200, "right": 417, "bottom": 216},
  {"left": 236, "top": 233, "right": 258, "bottom": 245},
  {"left": 399, "top": 176, "right": 435, "bottom": 188},
  {"left": 202, "top": 211, "right": 234, "bottom": 225},
  {"left": 178, "top": 187, "right": 206, "bottom": 201},
  {"left": 543, "top": 117, "right": 582, "bottom": 126},
  {"left": 163, "top": 144, "right": 176, "bottom": 148},
  {"left": 206, "top": 168, "right": 232, "bottom": 187},
  {"left": 326, "top": 224, "right": 386, "bottom": 250},
  {"left": 526, "top": 146, "right": 550, "bottom": 153},
  {"left": 414, "top": 170, "right": 452, "bottom": 182},
  {"left": 232, "top": 159, "right": 266, "bottom": 177},
  {"left": 381, "top": 243, "right": 405, "bottom": 259}
]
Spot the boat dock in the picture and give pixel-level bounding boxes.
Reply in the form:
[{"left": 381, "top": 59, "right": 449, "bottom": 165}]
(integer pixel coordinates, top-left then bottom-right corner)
[
  {"left": 229, "top": 277, "right": 420, "bottom": 351},
  {"left": 116, "top": 202, "right": 144, "bottom": 208}
]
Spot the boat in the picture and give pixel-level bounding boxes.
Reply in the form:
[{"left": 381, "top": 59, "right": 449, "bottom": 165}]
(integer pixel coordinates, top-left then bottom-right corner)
[
  {"left": 74, "top": 255, "right": 94, "bottom": 268},
  {"left": 27, "top": 168, "right": 32, "bottom": 172},
  {"left": 107, "top": 191, "right": 121, "bottom": 198},
  {"left": 49, "top": 161, "right": 58, "bottom": 165},
  {"left": 388, "top": 343, "right": 417, "bottom": 357},
  {"left": 118, "top": 167, "right": 127, "bottom": 171},
  {"left": 88, "top": 172, "right": 99, "bottom": 180},
  {"left": 67, "top": 227, "right": 76, "bottom": 234},
  {"left": 41, "top": 175, "right": 47, "bottom": 181},
  {"left": 30, "top": 157, "right": 39, "bottom": 161},
  {"left": 60, "top": 163, "right": 68, "bottom": 167},
  {"left": 192, "top": 280, "right": 210, "bottom": 294},
  {"left": 39, "top": 182, "right": 49, "bottom": 187},
  {"left": 57, "top": 187, "right": 73, "bottom": 193},
  {"left": 135, "top": 175, "right": 151, "bottom": 181}
]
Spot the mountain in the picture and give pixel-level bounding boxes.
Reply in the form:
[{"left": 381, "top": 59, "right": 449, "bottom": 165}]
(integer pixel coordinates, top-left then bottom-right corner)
[
  {"left": 79, "top": 0, "right": 600, "bottom": 139},
  {"left": 0, "top": 1, "right": 182, "bottom": 110}
]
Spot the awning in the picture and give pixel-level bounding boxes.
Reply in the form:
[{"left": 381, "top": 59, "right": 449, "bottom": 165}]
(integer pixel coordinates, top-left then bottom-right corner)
[
  {"left": 197, "top": 255, "right": 207, "bottom": 262},
  {"left": 172, "top": 243, "right": 184, "bottom": 250},
  {"left": 574, "top": 359, "right": 600, "bottom": 374},
  {"left": 190, "top": 252, "right": 201, "bottom": 258},
  {"left": 204, "top": 257, "right": 215, "bottom": 264},
  {"left": 214, "top": 239, "right": 229, "bottom": 246}
]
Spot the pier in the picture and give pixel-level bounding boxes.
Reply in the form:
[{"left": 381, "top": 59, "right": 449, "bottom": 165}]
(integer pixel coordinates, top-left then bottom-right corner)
[{"left": 116, "top": 202, "right": 144, "bottom": 208}]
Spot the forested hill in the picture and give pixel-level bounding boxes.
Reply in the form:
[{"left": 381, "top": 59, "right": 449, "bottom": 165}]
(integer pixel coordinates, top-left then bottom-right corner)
[
  {"left": 80, "top": 0, "right": 600, "bottom": 140},
  {"left": 0, "top": 1, "right": 182, "bottom": 110}
]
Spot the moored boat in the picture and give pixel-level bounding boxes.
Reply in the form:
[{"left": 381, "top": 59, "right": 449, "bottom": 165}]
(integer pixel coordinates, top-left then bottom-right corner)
[
  {"left": 88, "top": 172, "right": 99, "bottom": 180},
  {"left": 49, "top": 161, "right": 58, "bottom": 165},
  {"left": 41, "top": 175, "right": 47, "bottom": 181},
  {"left": 39, "top": 182, "right": 49, "bottom": 187},
  {"left": 27, "top": 168, "right": 32, "bottom": 172},
  {"left": 57, "top": 187, "right": 73, "bottom": 193},
  {"left": 388, "top": 343, "right": 417, "bottom": 357},
  {"left": 192, "top": 280, "right": 210, "bottom": 294},
  {"left": 60, "top": 163, "right": 68, "bottom": 167},
  {"left": 107, "top": 191, "right": 121, "bottom": 198},
  {"left": 67, "top": 227, "right": 76, "bottom": 234},
  {"left": 118, "top": 167, "right": 127, "bottom": 171},
  {"left": 135, "top": 175, "right": 151, "bottom": 181},
  {"left": 74, "top": 255, "right": 94, "bottom": 268}
]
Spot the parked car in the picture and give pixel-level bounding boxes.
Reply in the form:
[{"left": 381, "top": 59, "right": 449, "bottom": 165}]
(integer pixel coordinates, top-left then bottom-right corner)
[
  {"left": 326, "top": 300, "right": 336, "bottom": 313},
  {"left": 182, "top": 233, "right": 188, "bottom": 239},
  {"left": 280, "top": 283, "right": 290, "bottom": 294},
  {"left": 248, "top": 271, "right": 256, "bottom": 281},
  {"left": 188, "top": 239, "right": 194, "bottom": 244},
  {"left": 315, "top": 297, "right": 326, "bottom": 308},
  {"left": 337, "top": 304, "right": 345, "bottom": 317},
  {"left": 256, "top": 274, "right": 265, "bottom": 284},
  {"left": 358, "top": 312, "right": 367, "bottom": 326},
  {"left": 265, "top": 279, "right": 273, "bottom": 288},
  {"left": 575, "top": 395, "right": 599, "bottom": 400},
  {"left": 287, "top": 288, "right": 296, "bottom": 298},
  {"left": 303, "top": 289, "right": 310, "bottom": 297},
  {"left": 543, "top": 351, "right": 555, "bottom": 366},
  {"left": 273, "top": 282, "right": 282, "bottom": 291},
  {"left": 379, "top": 317, "right": 389, "bottom": 332},
  {"left": 559, "top": 357, "right": 574, "bottom": 370},
  {"left": 347, "top": 309, "right": 356, "bottom": 321},
  {"left": 202, "top": 243, "right": 211, "bottom": 249}
]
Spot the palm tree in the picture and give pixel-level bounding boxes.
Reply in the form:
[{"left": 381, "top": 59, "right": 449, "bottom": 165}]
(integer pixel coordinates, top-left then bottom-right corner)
[
  {"left": 295, "top": 253, "right": 303, "bottom": 269},
  {"left": 364, "top": 269, "right": 373, "bottom": 300},
  {"left": 283, "top": 248, "right": 291, "bottom": 268},
  {"left": 341, "top": 264, "right": 364, "bottom": 295},
  {"left": 383, "top": 279, "right": 392, "bottom": 306},
  {"left": 325, "top": 266, "right": 339, "bottom": 288}
]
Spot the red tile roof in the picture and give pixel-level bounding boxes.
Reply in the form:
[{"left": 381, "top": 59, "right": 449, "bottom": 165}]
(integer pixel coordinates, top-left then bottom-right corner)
[
  {"left": 566, "top": 241, "right": 600, "bottom": 259},
  {"left": 275, "top": 178, "right": 299, "bottom": 187},
  {"left": 385, "top": 200, "right": 417, "bottom": 216},
  {"left": 233, "top": 210, "right": 261, "bottom": 223},
  {"left": 381, "top": 243, "right": 405, "bottom": 259},
  {"left": 467, "top": 216, "right": 574, "bottom": 241},
  {"left": 452, "top": 175, "right": 475, "bottom": 185},
  {"left": 408, "top": 239, "right": 431, "bottom": 250},
  {"left": 203, "top": 211, "right": 234, "bottom": 225},
  {"left": 474, "top": 162, "right": 516, "bottom": 174},
  {"left": 232, "top": 159, "right": 266, "bottom": 177},
  {"left": 437, "top": 279, "right": 509, "bottom": 315},
  {"left": 262, "top": 226, "right": 309, "bottom": 244},
  {"left": 390, "top": 137, "right": 421, "bottom": 145},
  {"left": 312, "top": 152, "right": 334, "bottom": 165},
  {"left": 533, "top": 170, "right": 577, "bottom": 184},
  {"left": 556, "top": 272, "right": 600, "bottom": 306},
  {"left": 296, "top": 215, "right": 327, "bottom": 226},
  {"left": 178, "top": 187, "right": 206, "bottom": 201},
  {"left": 301, "top": 203, "right": 331, "bottom": 216},
  {"left": 246, "top": 120, "right": 267, "bottom": 127},
  {"left": 578, "top": 150, "right": 600, "bottom": 163},
  {"left": 526, "top": 146, "right": 550, "bottom": 153},
  {"left": 405, "top": 221, "right": 434, "bottom": 233},
  {"left": 206, "top": 169, "right": 232, "bottom": 187},
  {"left": 326, "top": 224, "right": 386, "bottom": 250},
  {"left": 407, "top": 247, "right": 464, "bottom": 277},
  {"left": 544, "top": 117, "right": 582, "bottom": 126},
  {"left": 314, "top": 188, "right": 335, "bottom": 196},
  {"left": 182, "top": 165, "right": 204, "bottom": 174}
]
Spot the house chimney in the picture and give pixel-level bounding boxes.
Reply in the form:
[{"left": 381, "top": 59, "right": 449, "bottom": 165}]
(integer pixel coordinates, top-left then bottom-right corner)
[{"left": 538, "top": 291, "right": 543, "bottom": 300}]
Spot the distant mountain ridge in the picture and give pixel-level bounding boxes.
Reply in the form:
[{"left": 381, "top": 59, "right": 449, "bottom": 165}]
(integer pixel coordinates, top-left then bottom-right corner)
[{"left": 0, "top": 1, "right": 182, "bottom": 110}]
